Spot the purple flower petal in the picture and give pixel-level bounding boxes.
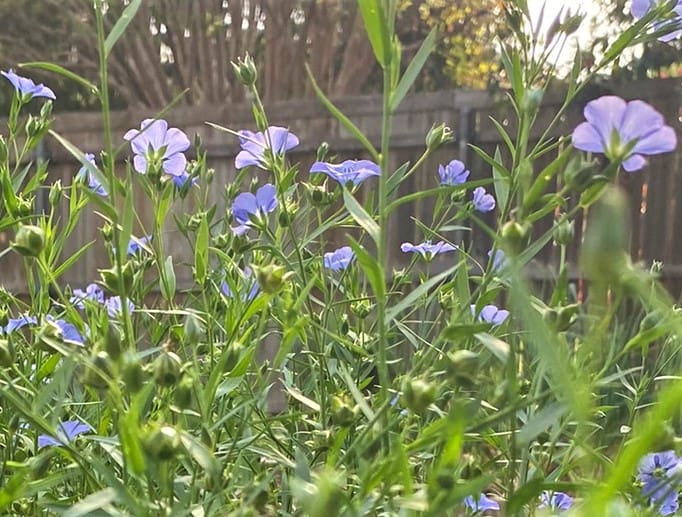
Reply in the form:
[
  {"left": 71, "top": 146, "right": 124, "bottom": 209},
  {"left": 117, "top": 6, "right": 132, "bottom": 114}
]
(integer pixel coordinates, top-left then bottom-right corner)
[
  {"left": 571, "top": 122, "right": 605, "bottom": 153},
  {"left": 472, "top": 187, "right": 496, "bottom": 212},
  {"left": 162, "top": 152, "right": 187, "bottom": 177},
  {"left": 583, "top": 96, "right": 627, "bottom": 145},
  {"left": 1, "top": 69, "right": 56, "bottom": 100},
  {"left": 400, "top": 240, "right": 456, "bottom": 259},
  {"left": 439, "top": 159, "right": 470, "bottom": 185},
  {"left": 310, "top": 159, "right": 380, "bottom": 186},
  {"left": 464, "top": 494, "right": 500, "bottom": 512},
  {"left": 255, "top": 184, "right": 277, "bottom": 213},
  {"left": 234, "top": 126, "right": 299, "bottom": 170},
  {"left": 232, "top": 192, "right": 259, "bottom": 225},
  {"left": 124, "top": 119, "right": 189, "bottom": 177},
  {"left": 323, "top": 246, "right": 355, "bottom": 271},
  {"left": 38, "top": 420, "right": 92, "bottom": 449}
]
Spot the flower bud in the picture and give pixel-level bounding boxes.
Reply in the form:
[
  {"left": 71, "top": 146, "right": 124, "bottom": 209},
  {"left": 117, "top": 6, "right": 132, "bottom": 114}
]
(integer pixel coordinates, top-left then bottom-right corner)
[
  {"left": 12, "top": 224, "right": 45, "bottom": 257},
  {"left": 0, "top": 339, "right": 15, "bottom": 368},
  {"left": 99, "top": 261, "right": 134, "bottom": 295},
  {"left": 49, "top": 180, "right": 63, "bottom": 206},
  {"left": 174, "top": 375, "right": 194, "bottom": 409},
  {"left": 143, "top": 424, "right": 182, "bottom": 461},
  {"left": 564, "top": 156, "right": 595, "bottom": 192},
  {"left": 153, "top": 349, "right": 183, "bottom": 387},
  {"left": 331, "top": 395, "right": 357, "bottom": 426},
  {"left": 232, "top": 53, "right": 258, "bottom": 87},
  {"left": 278, "top": 200, "right": 298, "bottom": 228},
  {"left": 0, "top": 135, "right": 7, "bottom": 162},
  {"left": 121, "top": 351, "right": 146, "bottom": 393},
  {"left": 253, "top": 263, "right": 293, "bottom": 295},
  {"left": 15, "top": 196, "right": 34, "bottom": 218},
  {"left": 316, "top": 141, "right": 329, "bottom": 162},
  {"left": 555, "top": 303, "right": 580, "bottom": 331},
  {"left": 425, "top": 123, "right": 453, "bottom": 152},
  {"left": 183, "top": 313, "right": 205, "bottom": 345},
  {"left": 36, "top": 319, "right": 63, "bottom": 352},
  {"left": 500, "top": 220, "right": 531, "bottom": 255},
  {"left": 294, "top": 468, "right": 344, "bottom": 517},
  {"left": 104, "top": 323, "right": 122, "bottom": 360},
  {"left": 350, "top": 299, "right": 373, "bottom": 319},
  {"left": 224, "top": 341, "right": 244, "bottom": 374},
  {"left": 401, "top": 377, "right": 436, "bottom": 414},
  {"left": 553, "top": 218, "right": 574, "bottom": 246},
  {"left": 25, "top": 115, "right": 47, "bottom": 139},
  {"left": 303, "top": 182, "right": 334, "bottom": 208},
  {"left": 0, "top": 307, "right": 9, "bottom": 328},
  {"left": 448, "top": 350, "right": 478, "bottom": 381},
  {"left": 80, "top": 350, "right": 114, "bottom": 389},
  {"left": 101, "top": 222, "right": 114, "bottom": 242}
]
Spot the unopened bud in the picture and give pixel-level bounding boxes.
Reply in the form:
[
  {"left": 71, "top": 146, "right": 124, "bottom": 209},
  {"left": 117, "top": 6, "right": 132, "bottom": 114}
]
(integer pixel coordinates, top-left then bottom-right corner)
[
  {"left": 143, "top": 424, "right": 182, "bottom": 461},
  {"left": 425, "top": 123, "right": 453, "bottom": 151},
  {"left": 48, "top": 180, "right": 63, "bottom": 206},
  {"left": 253, "top": 263, "right": 293, "bottom": 295},
  {"left": 153, "top": 349, "right": 183, "bottom": 387},
  {"left": 183, "top": 313, "right": 205, "bottom": 345},
  {"left": 331, "top": 394, "right": 357, "bottom": 426},
  {"left": 316, "top": 142, "right": 329, "bottom": 162},
  {"left": 501, "top": 220, "right": 531, "bottom": 255},
  {"left": 553, "top": 218, "right": 574, "bottom": 246},
  {"left": 12, "top": 224, "right": 45, "bottom": 257},
  {"left": 121, "top": 351, "right": 145, "bottom": 393},
  {"left": 0, "top": 339, "right": 15, "bottom": 367},
  {"left": 401, "top": 377, "right": 436, "bottom": 414},
  {"left": 232, "top": 53, "right": 258, "bottom": 87}
]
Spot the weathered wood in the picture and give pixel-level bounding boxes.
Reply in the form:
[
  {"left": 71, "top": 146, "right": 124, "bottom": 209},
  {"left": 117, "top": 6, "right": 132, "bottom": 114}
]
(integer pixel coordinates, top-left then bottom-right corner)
[{"left": 2, "top": 78, "right": 682, "bottom": 296}]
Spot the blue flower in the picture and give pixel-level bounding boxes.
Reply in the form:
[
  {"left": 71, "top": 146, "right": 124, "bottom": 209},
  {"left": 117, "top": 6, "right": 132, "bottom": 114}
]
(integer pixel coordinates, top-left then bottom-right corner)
[
  {"left": 439, "top": 159, "right": 470, "bottom": 186},
  {"left": 77, "top": 153, "right": 107, "bottom": 197},
  {"left": 3, "top": 315, "right": 37, "bottom": 334},
  {"left": 105, "top": 296, "right": 134, "bottom": 318},
  {"left": 472, "top": 187, "right": 496, "bottom": 212},
  {"left": 310, "top": 159, "right": 380, "bottom": 186},
  {"left": 464, "top": 493, "right": 500, "bottom": 512},
  {"left": 572, "top": 96, "right": 677, "bottom": 172},
  {"left": 53, "top": 319, "right": 86, "bottom": 346},
  {"left": 323, "top": 246, "right": 355, "bottom": 271},
  {"left": 37, "top": 420, "right": 92, "bottom": 449},
  {"left": 171, "top": 171, "right": 197, "bottom": 189},
  {"left": 539, "top": 491, "right": 573, "bottom": 512},
  {"left": 472, "top": 304, "right": 509, "bottom": 326},
  {"left": 127, "top": 235, "right": 152, "bottom": 256},
  {"left": 1, "top": 69, "right": 55, "bottom": 100},
  {"left": 638, "top": 450, "right": 681, "bottom": 515},
  {"left": 400, "top": 240, "right": 457, "bottom": 260},
  {"left": 231, "top": 183, "right": 278, "bottom": 235},
  {"left": 488, "top": 249, "right": 509, "bottom": 273},
  {"left": 221, "top": 268, "right": 259, "bottom": 301},
  {"left": 124, "top": 119, "right": 190, "bottom": 178},
  {"left": 632, "top": 0, "right": 682, "bottom": 42},
  {"left": 235, "top": 126, "right": 299, "bottom": 170},
  {"left": 71, "top": 283, "right": 104, "bottom": 309}
]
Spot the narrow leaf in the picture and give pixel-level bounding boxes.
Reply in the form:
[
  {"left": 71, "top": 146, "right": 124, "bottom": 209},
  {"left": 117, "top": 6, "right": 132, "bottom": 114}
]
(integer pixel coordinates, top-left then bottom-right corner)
[
  {"left": 104, "top": 0, "right": 143, "bottom": 57},
  {"left": 358, "top": 0, "right": 390, "bottom": 67},
  {"left": 391, "top": 27, "right": 437, "bottom": 111},
  {"left": 20, "top": 62, "right": 98, "bottom": 94},
  {"left": 343, "top": 188, "right": 379, "bottom": 245}
]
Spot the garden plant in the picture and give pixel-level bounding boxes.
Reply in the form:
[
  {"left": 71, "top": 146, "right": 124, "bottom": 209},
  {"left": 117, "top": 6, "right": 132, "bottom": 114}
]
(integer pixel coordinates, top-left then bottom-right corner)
[{"left": 2, "top": 0, "right": 682, "bottom": 515}]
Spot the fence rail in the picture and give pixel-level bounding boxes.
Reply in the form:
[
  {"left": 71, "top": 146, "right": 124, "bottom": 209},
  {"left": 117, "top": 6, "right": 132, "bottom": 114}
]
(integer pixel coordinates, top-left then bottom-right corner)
[{"left": 2, "top": 78, "right": 682, "bottom": 296}]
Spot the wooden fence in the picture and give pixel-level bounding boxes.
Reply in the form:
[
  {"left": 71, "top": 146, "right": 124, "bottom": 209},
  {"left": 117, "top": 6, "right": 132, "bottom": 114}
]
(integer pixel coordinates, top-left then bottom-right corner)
[{"left": 2, "top": 78, "right": 682, "bottom": 296}]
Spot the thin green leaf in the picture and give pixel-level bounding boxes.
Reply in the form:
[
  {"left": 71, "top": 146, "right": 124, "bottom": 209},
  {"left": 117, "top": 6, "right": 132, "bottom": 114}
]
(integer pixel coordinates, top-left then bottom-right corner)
[
  {"left": 343, "top": 188, "right": 379, "bottom": 245},
  {"left": 104, "top": 0, "right": 143, "bottom": 57},
  {"left": 20, "top": 62, "right": 98, "bottom": 94},
  {"left": 391, "top": 27, "right": 437, "bottom": 111},
  {"left": 348, "top": 236, "right": 385, "bottom": 301},
  {"left": 358, "top": 0, "right": 391, "bottom": 67},
  {"left": 386, "top": 263, "right": 459, "bottom": 322}
]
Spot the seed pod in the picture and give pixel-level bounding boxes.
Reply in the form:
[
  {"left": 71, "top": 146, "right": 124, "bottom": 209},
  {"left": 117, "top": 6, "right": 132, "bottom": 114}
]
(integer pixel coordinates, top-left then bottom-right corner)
[
  {"left": 143, "top": 424, "right": 182, "bottom": 461},
  {"left": 153, "top": 350, "right": 183, "bottom": 387}
]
